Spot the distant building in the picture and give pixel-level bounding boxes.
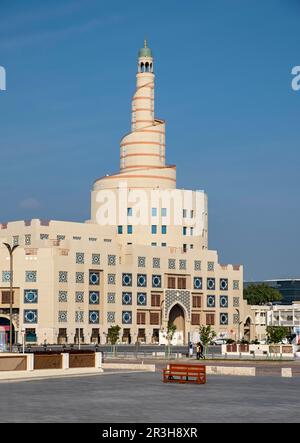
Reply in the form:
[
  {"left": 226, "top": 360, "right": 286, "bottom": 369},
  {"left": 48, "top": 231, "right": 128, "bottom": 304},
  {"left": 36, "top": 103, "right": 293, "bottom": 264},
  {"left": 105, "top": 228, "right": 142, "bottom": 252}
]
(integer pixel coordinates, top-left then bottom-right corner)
[{"left": 244, "top": 279, "right": 300, "bottom": 304}]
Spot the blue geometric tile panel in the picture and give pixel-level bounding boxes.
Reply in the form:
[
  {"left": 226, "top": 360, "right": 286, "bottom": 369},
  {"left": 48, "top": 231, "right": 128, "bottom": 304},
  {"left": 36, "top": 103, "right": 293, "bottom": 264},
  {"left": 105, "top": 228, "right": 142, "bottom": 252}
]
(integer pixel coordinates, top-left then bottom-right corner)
[
  {"left": 24, "top": 289, "right": 38, "bottom": 304},
  {"left": 89, "top": 291, "right": 100, "bottom": 305},
  {"left": 89, "top": 271, "right": 100, "bottom": 286},
  {"left": 152, "top": 275, "right": 162, "bottom": 288},
  {"left": 220, "top": 295, "right": 228, "bottom": 308},
  {"left": 122, "top": 311, "right": 132, "bottom": 324},
  {"left": 122, "top": 273, "right": 132, "bottom": 287},
  {"left": 220, "top": 278, "right": 228, "bottom": 291},
  {"left": 89, "top": 310, "right": 100, "bottom": 324},
  {"left": 207, "top": 278, "right": 215, "bottom": 290},
  {"left": 137, "top": 274, "right": 147, "bottom": 287},
  {"left": 207, "top": 295, "right": 216, "bottom": 308},
  {"left": 122, "top": 292, "right": 132, "bottom": 305},
  {"left": 220, "top": 313, "right": 229, "bottom": 325},
  {"left": 194, "top": 277, "right": 202, "bottom": 290},
  {"left": 24, "top": 310, "right": 38, "bottom": 324},
  {"left": 137, "top": 293, "right": 147, "bottom": 306}
]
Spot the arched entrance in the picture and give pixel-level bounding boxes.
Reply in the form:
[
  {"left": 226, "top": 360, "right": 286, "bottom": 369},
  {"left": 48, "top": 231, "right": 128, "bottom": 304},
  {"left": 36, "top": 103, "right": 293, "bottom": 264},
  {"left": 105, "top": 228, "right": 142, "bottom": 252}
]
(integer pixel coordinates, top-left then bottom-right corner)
[
  {"left": 168, "top": 304, "right": 185, "bottom": 344},
  {"left": 0, "top": 317, "right": 16, "bottom": 347},
  {"left": 244, "top": 317, "right": 252, "bottom": 342}
]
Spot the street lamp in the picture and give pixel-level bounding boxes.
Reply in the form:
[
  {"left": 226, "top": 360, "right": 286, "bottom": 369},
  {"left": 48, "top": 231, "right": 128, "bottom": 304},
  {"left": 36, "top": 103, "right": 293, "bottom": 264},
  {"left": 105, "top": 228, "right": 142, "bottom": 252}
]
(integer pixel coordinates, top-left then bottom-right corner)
[{"left": 3, "top": 242, "right": 19, "bottom": 352}]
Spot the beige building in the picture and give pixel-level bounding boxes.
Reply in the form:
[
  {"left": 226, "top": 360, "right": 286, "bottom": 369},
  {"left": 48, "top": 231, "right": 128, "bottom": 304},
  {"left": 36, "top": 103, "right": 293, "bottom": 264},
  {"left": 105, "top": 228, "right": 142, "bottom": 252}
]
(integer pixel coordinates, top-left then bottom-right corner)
[{"left": 0, "top": 42, "right": 243, "bottom": 346}]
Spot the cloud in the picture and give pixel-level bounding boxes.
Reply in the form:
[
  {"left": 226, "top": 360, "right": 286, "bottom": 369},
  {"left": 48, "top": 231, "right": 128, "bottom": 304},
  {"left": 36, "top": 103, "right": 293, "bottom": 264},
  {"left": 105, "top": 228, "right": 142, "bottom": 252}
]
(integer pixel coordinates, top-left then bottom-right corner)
[{"left": 19, "top": 197, "right": 40, "bottom": 209}]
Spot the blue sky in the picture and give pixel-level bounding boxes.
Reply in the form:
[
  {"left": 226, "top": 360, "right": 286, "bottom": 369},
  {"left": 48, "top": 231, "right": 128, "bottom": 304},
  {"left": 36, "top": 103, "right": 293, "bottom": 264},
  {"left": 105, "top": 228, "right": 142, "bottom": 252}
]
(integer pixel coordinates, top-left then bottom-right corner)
[{"left": 0, "top": 0, "right": 299, "bottom": 280}]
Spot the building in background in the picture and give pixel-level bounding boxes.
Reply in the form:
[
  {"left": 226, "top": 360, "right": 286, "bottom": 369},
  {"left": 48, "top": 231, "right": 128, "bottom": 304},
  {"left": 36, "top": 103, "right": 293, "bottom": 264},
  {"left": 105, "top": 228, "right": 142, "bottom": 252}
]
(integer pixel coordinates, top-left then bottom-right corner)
[
  {"left": 0, "top": 42, "right": 243, "bottom": 346},
  {"left": 244, "top": 279, "right": 300, "bottom": 304}
]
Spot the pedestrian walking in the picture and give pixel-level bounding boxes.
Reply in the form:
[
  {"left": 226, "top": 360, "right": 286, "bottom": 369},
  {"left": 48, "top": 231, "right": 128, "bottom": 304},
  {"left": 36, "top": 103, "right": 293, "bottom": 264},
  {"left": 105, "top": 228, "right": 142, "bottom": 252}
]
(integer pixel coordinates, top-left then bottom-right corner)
[{"left": 188, "top": 341, "right": 194, "bottom": 358}]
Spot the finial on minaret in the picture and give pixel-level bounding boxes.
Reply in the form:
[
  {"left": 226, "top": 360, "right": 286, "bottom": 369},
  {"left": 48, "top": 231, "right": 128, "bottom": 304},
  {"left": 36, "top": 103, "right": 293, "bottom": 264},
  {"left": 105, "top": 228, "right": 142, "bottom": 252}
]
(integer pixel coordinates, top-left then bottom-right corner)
[{"left": 144, "top": 39, "right": 148, "bottom": 48}]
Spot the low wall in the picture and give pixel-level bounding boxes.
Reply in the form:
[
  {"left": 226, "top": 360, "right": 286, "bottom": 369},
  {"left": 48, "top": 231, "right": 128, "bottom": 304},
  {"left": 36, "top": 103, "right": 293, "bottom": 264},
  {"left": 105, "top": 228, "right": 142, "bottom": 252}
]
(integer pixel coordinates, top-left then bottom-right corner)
[
  {"left": 206, "top": 366, "right": 256, "bottom": 376},
  {"left": 0, "top": 352, "right": 102, "bottom": 372},
  {"left": 103, "top": 363, "right": 156, "bottom": 372},
  {"left": 0, "top": 355, "right": 27, "bottom": 372},
  {"left": 69, "top": 353, "right": 95, "bottom": 368},
  {"left": 222, "top": 344, "right": 294, "bottom": 358},
  {"left": 34, "top": 354, "right": 62, "bottom": 370}
]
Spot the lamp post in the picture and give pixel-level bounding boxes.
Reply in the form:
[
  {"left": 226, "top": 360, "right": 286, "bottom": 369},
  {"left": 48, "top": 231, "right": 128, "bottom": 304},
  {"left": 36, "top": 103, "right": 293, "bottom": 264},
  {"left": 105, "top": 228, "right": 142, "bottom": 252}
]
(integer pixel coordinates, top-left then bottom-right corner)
[{"left": 3, "top": 242, "right": 19, "bottom": 353}]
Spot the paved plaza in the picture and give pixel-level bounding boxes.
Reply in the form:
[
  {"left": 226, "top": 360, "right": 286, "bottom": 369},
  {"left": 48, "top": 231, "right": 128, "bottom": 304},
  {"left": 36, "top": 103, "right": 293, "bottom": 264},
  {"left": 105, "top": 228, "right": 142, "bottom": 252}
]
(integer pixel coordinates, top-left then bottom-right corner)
[{"left": 0, "top": 371, "right": 299, "bottom": 423}]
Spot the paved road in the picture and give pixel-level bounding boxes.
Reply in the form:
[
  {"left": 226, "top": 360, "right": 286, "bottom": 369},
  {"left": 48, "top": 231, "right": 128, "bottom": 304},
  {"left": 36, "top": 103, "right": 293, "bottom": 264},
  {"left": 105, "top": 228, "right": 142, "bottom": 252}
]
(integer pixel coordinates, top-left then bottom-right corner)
[{"left": 1, "top": 372, "right": 299, "bottom": 423}]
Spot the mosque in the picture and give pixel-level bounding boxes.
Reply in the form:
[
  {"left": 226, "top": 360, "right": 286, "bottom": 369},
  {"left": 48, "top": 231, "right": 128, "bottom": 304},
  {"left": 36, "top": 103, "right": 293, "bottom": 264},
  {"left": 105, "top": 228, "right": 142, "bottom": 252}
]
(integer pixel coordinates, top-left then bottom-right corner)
[{"left": 0, "top": 42, "right": 243, "bottom": 346}]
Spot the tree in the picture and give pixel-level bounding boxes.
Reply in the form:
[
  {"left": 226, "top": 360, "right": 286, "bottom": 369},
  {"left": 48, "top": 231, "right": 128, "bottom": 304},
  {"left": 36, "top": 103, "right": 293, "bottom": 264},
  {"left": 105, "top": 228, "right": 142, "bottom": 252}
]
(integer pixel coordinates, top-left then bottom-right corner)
[
  {"left": 166, "top": 323, "right": 177, "bottom": 344},
  {"left": 165, "top": 323, "right": 177, "bottom": 358},
  {"left": 243, "top": 284, "right": 282, "bottom": 305},
  {"left": 199, "top": 325, "right": 216, "bottom": 355},
  {"left": 266, "top": 326, "right": 289, "bottom": 344},
  {"left": 107, "top": 325, "right": 121, "bottom": 345}
]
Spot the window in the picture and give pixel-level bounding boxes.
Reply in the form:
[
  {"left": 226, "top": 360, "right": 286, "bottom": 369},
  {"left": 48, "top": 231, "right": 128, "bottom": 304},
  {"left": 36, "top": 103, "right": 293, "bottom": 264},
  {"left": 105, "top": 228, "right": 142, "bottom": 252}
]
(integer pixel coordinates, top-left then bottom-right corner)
[
  {"left": 190, "top": 228, "right": 194, "bottom": 236},
  {"left": 168, "top": 277, "right": 176, "bottom": 289},
  {"left": 151, "top": 225, "right": 157, "bottom": 234},
  {"left": 161, "top": 225, "right": 167, "bottom": 235},
  {"left": 190, "top": 244, "right": 194, "bottom": 249},
  {"left": 178, "top": 277, "right": 187, "bottom": 290},
  {"left": 1, "top": 291, "right": 14, "bottom": 304},
  {"left": 151, "top": 242, "right": 157, "bottom": 247},
  {"left": 152, "top": 208, "right": 157, "bottom": 217},
  {"left": 127, "top": 208, "right": 133, "bottom": 216},
  {"left": 150, "top": 312, "right": 160, "bottom": 325},
  {"left": 206, "top": 314, "right": 215, "bottom": 326},
  {"left": 161, "top": 208, "right": 167, "bottom": 217},
  {"left": 192, "top": 295, "right": 201, "bottom": 308},
  {"left": 183, "top": 227, "right": 187, "bottom": 236},
  {"left": 137, "top": 312, "right": 146, "bottom": 325},
  {"left": 118, "top": 226, "right": 123, "bottom": 234},
  {"left": 161, "top": 243, "right": 167, "bottom": 247},
  {"left": 191, "top": 313, "right": 200, "bottom": 325},
  {"left": 127, "top": 225, "right": 133, "bottom": 234},
  {"left": 190, "top": 210, "right": 194, "bottom": 218},
  {"left": 183, "top": 209, "right": 187, "bottom": 218},
  {"left": 183, "top": 244, "right": 187, "bottom": 253},
  {"left": 151, "top": 293, "right": 161, "bottom": 307}
]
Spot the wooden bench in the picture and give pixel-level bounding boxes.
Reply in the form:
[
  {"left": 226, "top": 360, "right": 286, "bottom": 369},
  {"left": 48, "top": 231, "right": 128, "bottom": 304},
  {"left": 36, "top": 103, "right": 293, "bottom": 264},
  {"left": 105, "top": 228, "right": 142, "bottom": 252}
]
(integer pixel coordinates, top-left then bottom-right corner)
[{"left": 163, "top": 363, "right": 206, "bottom": 385}]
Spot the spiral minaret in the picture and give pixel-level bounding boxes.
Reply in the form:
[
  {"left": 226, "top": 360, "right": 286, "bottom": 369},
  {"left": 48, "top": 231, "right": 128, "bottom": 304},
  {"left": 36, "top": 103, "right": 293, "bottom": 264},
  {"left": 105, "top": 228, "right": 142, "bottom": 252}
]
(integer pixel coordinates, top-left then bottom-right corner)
[{"left": 93, "top": 40, "right": 176, "bottom": 191}]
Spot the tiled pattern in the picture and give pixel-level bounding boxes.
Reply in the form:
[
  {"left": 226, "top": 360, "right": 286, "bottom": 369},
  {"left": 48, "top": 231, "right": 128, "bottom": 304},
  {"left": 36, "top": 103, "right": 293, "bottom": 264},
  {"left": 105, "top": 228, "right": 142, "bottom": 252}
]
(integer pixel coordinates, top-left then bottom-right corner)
[
  {"left": 76, "top": 253, "right": 85, "bottom": 264},
  {"left": 89, "top": 311, "right": 99, "bottom": 324},
  {"left": 108, "top": 274, "right": 116, "bottom": 285},
  {"left": 168, "top": 259, "right": 176, "bottom": 270},
  {"left": 107, "top": 312, "right": 115, "bottom": 323},
  {"left": 58, "top": 311, "right": 67, "bottom": 322},
  {"left": 58, "top": 291, "right": 68, "bottom": 302},
  {"left": 165, "top": 290, "right": 191, "bottom": 320},
  {"left": 24, "top": 289, "right": 38, "bottom": 303},
  {"left": 59, "top": 271, "right": 68, "bottom": 283},
  {"left": 75, "top": 291, "right": 84, "bottom": 303},
  {"left": 138, "top": 256, "right": 146, "bottom": 268},
  {"left": 107, "top": 293, "right": 116, "bottom": 303},
  {"left": 153, "top": 258, "right": 160, "bottom": 269},
  {"left": 76, "top": 272, "right": 84, "bottom": 284},
  {"left": 92, "top": 254, "right": 100, "bottom": 265},
  {"left": 108, "top": 255, "right": 116, "bottom": 266}
]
